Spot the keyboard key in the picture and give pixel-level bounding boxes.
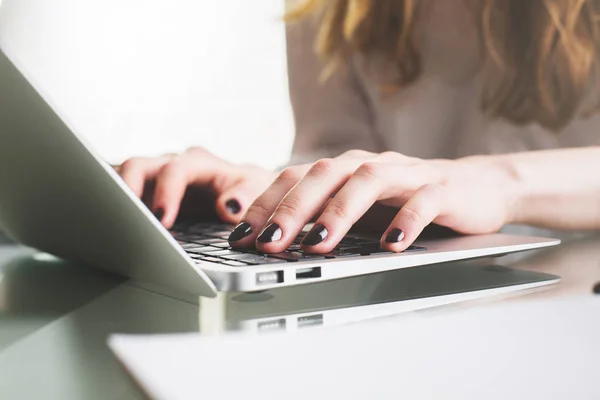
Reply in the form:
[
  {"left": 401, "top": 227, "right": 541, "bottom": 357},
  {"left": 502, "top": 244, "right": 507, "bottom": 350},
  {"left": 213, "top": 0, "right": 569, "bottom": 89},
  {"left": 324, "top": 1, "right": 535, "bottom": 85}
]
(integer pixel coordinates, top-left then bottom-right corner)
[
  {"left": 176, "top": 235, "right": 207, "bottom": 243},
  {"left": 338, "top": 237, "right": 363, "bottom": 245},
  {"left": 185, "top": 245, "right": 224, "bottom": 254},
  {"left": 193, "top": 256, "right": 224, "bottom": 264},
  {"left": 190, "top": 237, "right": 229, "bottom": 245},
  {"left": 189, "top": 247, "right": 223, "bottom": 254},
  {"left": 322, "top": 248, "right": 363, "bottom": 258},
  {"left": 180, "top": 243, "right": 212, "bottom": 251},
  {"left": 293, "top": 250, "right": 328, "bottom": 260},
  {"left": 221, "top": 260, "right": 249, "bottom": 267},
  {"left": 270, "top": 252, "right": 326, "bottom": 262},
  {"left": 203, "top": 230, "right": 233, "bottom": 239},
  {"left": 194, "top": 241, "right": 231, "bottom": 249},
  {"left": 405, "top": 245, "right": 427, "bottom": 252},
  {"left": 198, "top": 249, "right": 244, "bottom": 257},
  {"left": 356, "top": 241, "right": 382, "bottom": 247},
  {"left": 221, "top": 253, "right": 284, "bottom": 265},
  {"left": 267, "top": 252, "right": 301, "bottom": 262},
  {"left": 359, "top": 247, "right": 394, "bottom": 256},
  {"left": 334, "top": 242, "right": 368, "bottom": 250}
]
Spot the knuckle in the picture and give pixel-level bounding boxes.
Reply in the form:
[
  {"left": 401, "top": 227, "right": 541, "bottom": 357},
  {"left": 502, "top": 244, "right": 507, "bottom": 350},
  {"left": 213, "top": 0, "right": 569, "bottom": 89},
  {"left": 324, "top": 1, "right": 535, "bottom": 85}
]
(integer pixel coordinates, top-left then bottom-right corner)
[
  {"left": 378, "top": 151, "right": 400, "bottom": 159},
  {"left": 308, "top": 158, "right": 335, "bottom": 176},
  {"left": 277, "top": 167, "right": 303, "bottom": 183},
  {"left": 246, "top": 201, "right": 273, "bottom": 220},
  {"left": 399, "top": 206, "right": 423, "bottom": 224},
  {"left": 120, "top": 158, "right": 143, "bottom": 172},
  {"left": 326, "top": 200, "right": 348, "bottom": 220},
  {"left": 342, "top": 149, "right": 371, "bottom": 158},
  {"left": 355, "top": 162, "right": 381, "bottom": 180},
  {"left": 157, "top": 158, "right": 188, "bottom": 181},
  {"left": 276, "top": 196, "right": 303, "bottom": 218},
  {"left": 160, "top": 157, "right": 184, "bottom": 173},
  {"left": 185, "top": 146, "right": 207, "bottom": 155}
]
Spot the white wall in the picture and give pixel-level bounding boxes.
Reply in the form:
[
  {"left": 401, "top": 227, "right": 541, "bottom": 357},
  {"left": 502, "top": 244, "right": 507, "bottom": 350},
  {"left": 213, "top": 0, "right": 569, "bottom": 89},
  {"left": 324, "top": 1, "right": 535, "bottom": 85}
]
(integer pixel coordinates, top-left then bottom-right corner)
[{"left": 0, "top": 0, "right": 294, "bottom": 169}]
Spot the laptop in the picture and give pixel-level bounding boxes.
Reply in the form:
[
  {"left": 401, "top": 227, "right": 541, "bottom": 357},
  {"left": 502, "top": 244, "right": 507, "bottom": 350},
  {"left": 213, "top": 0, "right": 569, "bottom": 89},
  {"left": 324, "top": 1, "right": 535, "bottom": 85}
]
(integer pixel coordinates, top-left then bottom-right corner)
[{"left": 0, "top": 42, "right": 560, "bottom": 298}]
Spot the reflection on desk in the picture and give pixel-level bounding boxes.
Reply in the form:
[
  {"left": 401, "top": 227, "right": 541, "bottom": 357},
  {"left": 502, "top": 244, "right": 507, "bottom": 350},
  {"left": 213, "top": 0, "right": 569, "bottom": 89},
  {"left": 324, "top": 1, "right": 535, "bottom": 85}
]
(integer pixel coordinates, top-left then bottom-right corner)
[
  {"left": 218, "top": 263, "right": 557, "bottom": 334},
  {"left": 508, "top": 234, "right": 600, "bottom": 298}
]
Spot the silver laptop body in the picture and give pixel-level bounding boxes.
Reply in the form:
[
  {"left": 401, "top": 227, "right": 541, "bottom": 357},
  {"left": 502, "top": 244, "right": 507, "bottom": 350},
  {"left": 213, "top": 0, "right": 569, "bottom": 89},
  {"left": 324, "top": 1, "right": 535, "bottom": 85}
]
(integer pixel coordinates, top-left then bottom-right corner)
[{"left": 0, "top": 42, "right": 560, "bottom": 298}]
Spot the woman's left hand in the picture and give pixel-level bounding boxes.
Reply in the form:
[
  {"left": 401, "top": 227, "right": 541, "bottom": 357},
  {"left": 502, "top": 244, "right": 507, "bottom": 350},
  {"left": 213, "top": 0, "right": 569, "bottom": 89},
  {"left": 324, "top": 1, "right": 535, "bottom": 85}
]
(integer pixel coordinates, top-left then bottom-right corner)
[{"left": 228, "top": 150, "right": 518, "bottom": 253}]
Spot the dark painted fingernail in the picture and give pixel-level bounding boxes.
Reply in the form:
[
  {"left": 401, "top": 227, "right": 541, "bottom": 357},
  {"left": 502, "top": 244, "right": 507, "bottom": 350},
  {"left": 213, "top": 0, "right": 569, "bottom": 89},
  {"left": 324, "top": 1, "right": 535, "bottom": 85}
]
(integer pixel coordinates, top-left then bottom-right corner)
[
  {"left": 257, "top": 223, "right": 282, "bottom": 243},
  {"left": 385, "top": 228, "right": 405, "bottom": 243},
  {"left": 301, "top": 224, "right": 328, "bottom": 246},
  {"left": 593, "top": 282, "right": 600, "bottom": 295},
  {"left": 225, "top": 199, "right": 242, "bottom": 215},
  {"left": 153, "top": 208, "right": 165, "bottom": 222},
  {"left": 228, "top": 222, "right": 253, "bottom": 242}
]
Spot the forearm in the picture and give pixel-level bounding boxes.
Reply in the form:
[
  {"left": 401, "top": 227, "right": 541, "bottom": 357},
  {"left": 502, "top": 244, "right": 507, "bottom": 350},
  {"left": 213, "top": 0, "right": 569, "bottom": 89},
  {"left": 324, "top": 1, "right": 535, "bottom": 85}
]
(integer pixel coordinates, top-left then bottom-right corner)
[{"left": 501, "top": 147, "right": 600, "bottom": 230}]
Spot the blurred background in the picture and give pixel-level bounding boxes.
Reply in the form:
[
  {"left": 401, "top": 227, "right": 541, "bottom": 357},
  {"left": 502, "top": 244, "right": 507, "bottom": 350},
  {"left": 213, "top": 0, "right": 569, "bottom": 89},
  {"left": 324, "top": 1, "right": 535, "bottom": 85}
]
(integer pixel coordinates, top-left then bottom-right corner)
[{"left": 0, "top": 0, "right": 295, "bottom": 169}]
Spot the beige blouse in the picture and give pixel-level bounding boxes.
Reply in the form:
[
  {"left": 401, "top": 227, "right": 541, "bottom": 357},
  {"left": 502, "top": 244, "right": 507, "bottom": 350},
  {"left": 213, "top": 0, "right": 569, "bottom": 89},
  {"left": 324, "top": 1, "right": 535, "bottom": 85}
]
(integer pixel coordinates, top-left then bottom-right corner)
[{"left": 285, "top": 0, "right": 600, "bottom": 165}]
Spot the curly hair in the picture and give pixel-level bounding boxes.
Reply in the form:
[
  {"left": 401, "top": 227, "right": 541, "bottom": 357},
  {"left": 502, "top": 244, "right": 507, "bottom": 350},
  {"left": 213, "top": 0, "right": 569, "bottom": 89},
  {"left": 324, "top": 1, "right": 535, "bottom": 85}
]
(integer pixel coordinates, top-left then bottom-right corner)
[{"left": 287, "top": 0, "right": 600, "bottom": 130}]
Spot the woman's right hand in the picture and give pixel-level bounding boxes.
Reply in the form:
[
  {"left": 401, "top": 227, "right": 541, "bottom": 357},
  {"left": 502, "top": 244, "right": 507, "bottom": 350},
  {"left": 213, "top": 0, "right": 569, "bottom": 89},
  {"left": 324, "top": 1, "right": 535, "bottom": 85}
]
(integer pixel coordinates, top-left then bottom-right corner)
[{"left": 117, "top": 147, "right": 277, "bottom": 228}]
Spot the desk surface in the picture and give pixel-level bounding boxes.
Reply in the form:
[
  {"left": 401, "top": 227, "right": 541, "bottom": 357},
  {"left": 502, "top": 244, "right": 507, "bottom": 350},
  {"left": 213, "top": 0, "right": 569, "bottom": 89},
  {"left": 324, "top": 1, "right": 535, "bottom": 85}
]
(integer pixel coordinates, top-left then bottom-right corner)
[{"left": 0, "top": 230, "right": 599, "bottom": 399}]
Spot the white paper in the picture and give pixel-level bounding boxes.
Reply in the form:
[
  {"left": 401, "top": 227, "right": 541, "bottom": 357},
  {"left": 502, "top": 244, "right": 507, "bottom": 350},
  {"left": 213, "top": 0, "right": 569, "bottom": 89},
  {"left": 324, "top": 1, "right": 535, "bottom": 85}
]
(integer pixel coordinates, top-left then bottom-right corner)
[{"left": 109, "top": 295, "right": 600, "bottom": 400}]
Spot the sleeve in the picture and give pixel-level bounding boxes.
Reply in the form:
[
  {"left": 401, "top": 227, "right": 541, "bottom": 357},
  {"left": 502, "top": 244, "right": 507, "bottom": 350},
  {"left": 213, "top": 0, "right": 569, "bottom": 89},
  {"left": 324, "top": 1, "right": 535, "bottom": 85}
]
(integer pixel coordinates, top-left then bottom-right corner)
[{"left": 284, "top": 16, "right": 383, "bottom": 166}]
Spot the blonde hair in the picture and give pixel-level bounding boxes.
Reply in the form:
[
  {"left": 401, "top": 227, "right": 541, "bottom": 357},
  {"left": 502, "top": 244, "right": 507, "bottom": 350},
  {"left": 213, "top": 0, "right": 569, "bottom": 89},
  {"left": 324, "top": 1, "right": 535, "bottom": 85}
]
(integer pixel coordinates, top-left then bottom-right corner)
[{"left": 287, "top": 0, "right": 600, "bottom": 130}]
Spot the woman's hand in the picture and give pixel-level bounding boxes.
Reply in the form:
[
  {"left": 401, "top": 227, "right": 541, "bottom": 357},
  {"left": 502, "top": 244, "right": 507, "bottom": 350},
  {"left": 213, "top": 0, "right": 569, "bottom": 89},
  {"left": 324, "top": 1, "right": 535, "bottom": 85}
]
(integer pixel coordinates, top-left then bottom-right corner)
[
  {"left": 117, "top": 147, "right": 277, "bottom": 228},
  {"left": 228, "top": 150, "right": 518, "bottom": 253}
]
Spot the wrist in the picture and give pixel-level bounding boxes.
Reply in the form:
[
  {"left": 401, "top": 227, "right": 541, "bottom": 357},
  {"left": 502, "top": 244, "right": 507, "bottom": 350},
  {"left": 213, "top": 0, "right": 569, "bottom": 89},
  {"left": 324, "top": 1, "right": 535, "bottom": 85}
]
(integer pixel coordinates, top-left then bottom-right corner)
[
  {"left": 461, "top": 153, "right": 525, "bottom": 227},
  {"left": 492, "top": 153, "right": 527, "bottom": 225}
]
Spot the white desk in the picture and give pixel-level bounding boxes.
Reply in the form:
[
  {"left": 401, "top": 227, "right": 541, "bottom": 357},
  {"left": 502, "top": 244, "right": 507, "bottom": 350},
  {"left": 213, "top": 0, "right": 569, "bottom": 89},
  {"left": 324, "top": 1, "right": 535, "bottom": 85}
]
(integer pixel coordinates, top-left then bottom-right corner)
[{"left": 1, "top": 233, "right": 599, "bottom": 399}]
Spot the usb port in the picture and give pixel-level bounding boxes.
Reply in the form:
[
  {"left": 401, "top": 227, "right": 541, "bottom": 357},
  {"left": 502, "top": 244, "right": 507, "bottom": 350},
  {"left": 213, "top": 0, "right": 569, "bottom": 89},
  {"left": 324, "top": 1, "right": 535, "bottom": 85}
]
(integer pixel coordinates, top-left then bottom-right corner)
[
  {"left": 256, "top": 270, "right": 284, "bottom": 286},
  {"left": 295, "top": 267, "right": 321, "bottom": 280},
  {"left": 258, "top": 318, "right": 286, "bottom": 331},
  {"left": 298, "top": 314, "right": 323, "bottom": 328}
]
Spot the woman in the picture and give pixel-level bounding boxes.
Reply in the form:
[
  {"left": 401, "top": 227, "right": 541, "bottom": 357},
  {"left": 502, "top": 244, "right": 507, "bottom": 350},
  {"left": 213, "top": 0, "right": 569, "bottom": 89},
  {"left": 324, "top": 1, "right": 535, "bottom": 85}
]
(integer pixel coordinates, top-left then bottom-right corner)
[{"left": 119, "top": 0, "right": 600, "bottom": 255}]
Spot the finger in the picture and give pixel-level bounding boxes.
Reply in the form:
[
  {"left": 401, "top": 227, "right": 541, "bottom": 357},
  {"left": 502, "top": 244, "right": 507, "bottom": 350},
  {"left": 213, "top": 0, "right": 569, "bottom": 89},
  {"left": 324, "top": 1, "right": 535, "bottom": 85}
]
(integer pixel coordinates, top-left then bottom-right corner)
[
  {"left": 381, "top": 183, "right": 444, "bottom": 251},
  {"left": 153, "top": 155, "right": 231, "bottom": 228},
  {"left": 227, "top": 165, "right": 310, "bottom": 247},
  {"left": 119, "top": 156, "right": 171, "bottom": 198},
  {"left": 300, "top": 163, "right": 437, "bottom": 253},
  {"left": 215, "top": 180, "right": 266, "bottom": 224},
  {"left": 255, "top": 158, "right": 360, "bottom": 254}
]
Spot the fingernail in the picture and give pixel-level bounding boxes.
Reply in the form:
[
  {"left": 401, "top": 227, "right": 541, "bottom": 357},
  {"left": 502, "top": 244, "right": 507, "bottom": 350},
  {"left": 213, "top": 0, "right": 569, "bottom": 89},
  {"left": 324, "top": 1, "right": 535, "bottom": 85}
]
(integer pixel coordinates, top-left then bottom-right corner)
[
  {"left": 257, "top": 223, "right": 282, "bottom": 243},
  {"left": 153, "top": 208, "right": 165, "bottom": 222},
  {"left": 385, "top": 228, "right": 405, "bottom": 243},
  {"left": 228, "top": 222, "right": 253, "bottom": 242},
  {"left": 301, "top": 224, "right": 328, "bottom": 246},
  {"left": 225, "top": 199, "right": 241, "bottom": 215}
]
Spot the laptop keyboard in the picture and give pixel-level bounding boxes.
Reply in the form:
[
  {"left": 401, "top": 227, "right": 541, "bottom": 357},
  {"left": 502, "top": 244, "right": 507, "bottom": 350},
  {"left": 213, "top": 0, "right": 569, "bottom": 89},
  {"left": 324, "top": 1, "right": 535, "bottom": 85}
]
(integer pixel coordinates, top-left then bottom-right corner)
[{"left": 170, "top": 223, "right": 427, "bottom": 267}]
